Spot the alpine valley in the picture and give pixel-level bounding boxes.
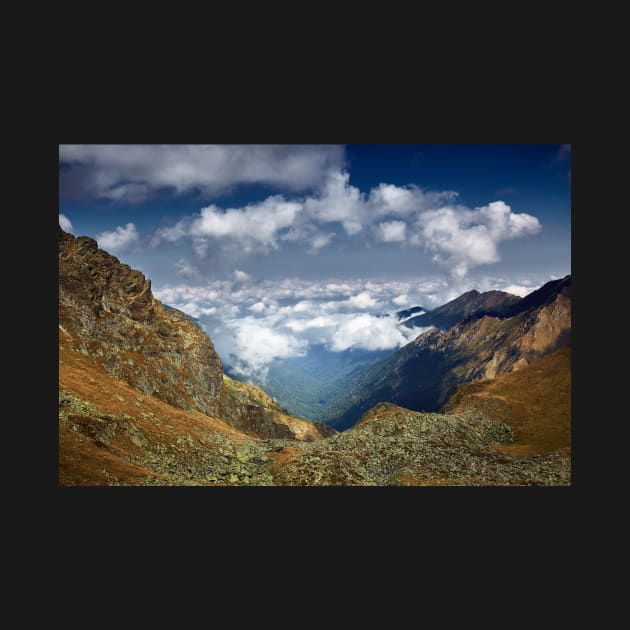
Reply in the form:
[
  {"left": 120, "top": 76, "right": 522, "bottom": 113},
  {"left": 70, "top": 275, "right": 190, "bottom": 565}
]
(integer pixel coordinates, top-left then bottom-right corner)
[{"left": 58, "top": 226, "right": 571, "bottom": 486}]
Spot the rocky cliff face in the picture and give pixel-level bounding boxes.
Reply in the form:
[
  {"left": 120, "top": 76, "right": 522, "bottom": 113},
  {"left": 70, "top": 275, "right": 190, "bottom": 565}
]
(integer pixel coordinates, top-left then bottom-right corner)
[
  {"left": 59, "top": 226, "right": 224, "bottom": 416},
  {"left": 58, "top": 226, "right": 331, "bottom": 441},
  {"left": 219, "top": 375, "right": 336, "bottom": 440}
]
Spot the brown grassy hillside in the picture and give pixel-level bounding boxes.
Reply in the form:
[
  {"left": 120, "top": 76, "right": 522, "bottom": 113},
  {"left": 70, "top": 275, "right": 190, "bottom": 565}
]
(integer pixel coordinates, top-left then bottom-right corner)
[{"left": 443, "top": 346, "right": 571, "bottom": 457}]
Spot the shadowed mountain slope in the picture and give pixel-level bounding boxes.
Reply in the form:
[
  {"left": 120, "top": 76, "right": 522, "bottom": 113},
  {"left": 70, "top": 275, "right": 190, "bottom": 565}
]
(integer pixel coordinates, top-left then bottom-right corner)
[{"left": 324, "top": 276, "right": 571, "bottom": 430}]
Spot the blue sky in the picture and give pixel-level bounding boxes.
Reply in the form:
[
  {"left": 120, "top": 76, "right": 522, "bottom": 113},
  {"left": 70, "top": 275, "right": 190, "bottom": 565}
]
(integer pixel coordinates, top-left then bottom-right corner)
[{"left": 59, "top": 144, "right": 571, "bottom": 378}]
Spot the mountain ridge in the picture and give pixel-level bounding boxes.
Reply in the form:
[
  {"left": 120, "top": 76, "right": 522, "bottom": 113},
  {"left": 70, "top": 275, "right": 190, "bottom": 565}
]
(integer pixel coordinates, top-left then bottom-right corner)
[
  {"left": 324, "top": 275, "right": 571, "bottom": 430},
  {"left": 403, "top": 288, "right": 521, "bottom": 330}
]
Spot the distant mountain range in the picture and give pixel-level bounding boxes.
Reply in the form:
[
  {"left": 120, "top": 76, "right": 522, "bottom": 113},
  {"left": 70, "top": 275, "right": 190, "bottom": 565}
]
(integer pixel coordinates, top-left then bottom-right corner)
[{"left": 324, "top": 276, "right": 571, "bottom": 430}]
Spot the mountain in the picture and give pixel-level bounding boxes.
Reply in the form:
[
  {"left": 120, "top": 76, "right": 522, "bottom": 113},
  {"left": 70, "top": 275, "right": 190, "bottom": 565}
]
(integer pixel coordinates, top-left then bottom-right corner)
[
  {"left": 58, "top": 226, "right": 331, "bottom": 443},
  {"left": 442, "top": 345, "right": 571, "bottom": 457},
  {"left": 403, "top": 289, "right": 521, "bottom": 330},
  {"left": 58, "top": 225, "right": 570, "bottom": 486},
  {"left": 324, "top": 276, "right": 571, "bottom": 430},
  {"left": 500, "top": 275, "right": 571, "bottom": 318}
]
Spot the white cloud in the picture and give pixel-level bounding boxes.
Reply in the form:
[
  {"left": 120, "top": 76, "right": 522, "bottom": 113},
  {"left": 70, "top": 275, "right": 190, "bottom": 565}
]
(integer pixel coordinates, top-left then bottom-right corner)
[
  {"left": 59, "top": 213, "right": 74, "bottom": 234},
  {"left": 233, "top": 269, "right": 252, "bottom": 283},
  {"left": 154, "top": 272, "right": 560, "bottom": 380},
  {"left": 374, "top": 220, "right": 407, "bottom": 243},
  {"left": 330, "top": 314, "right": 427, "bottom": 352},
  {"left": 411, "top": 201, "right": 542, "bottom": 278},
  {"left": 367, "top": 183, "right": 457, "bottom": 218},
  {"left": 96, "top": 223, "right": 139, "bottom": 253},
  {"left": 59, "top": 144, "right": 345, "bottom": 201},
  {"left": 496, "top": 284, "right": 531, "bottom": 297},
  {"left": 303, "top": 170, "right": 365, "bottom": 235},
  {"left": 228, "top": 318, "right": 308, "bottom": 379},
  {"left": 138, "top": 167, "right": 541, "bottom": 279},
  {"left": 345, "top": 291, "right": 379, "bottom": 309},
  {"left": 190, "top": 196, "right": 302, "bottom": 254},
  {"left": 308, "top": 232, "right": 335, "bottom": 253},
  {"left": 151, "top": 220, "right": 189, "bottom": 246},
  {"left": 249, "top": 301, "right": 266, "bottom": 313},
  {"left": 103, "top": 182, "right": 152, "bottom": 203}
]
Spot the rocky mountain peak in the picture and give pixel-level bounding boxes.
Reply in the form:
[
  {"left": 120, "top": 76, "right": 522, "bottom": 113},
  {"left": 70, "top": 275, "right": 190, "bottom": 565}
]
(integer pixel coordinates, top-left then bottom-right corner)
[
  {"left": 58, "top": 226, "right": 331, "bottom": 442},
  {"left": 59, "top": 226, "right": 224, "bottom": 413}
]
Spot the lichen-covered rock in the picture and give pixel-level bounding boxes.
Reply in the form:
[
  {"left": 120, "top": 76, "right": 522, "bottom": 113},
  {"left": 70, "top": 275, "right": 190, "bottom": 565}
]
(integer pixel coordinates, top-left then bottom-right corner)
[
  {"left": 218, "top": 374, "right": 335, "bottom": 440},
  {"left": 271, "top": 403, "right": 570, "bottom": 486},
  {"left": 59, "top": 226, "right": 224, "bottom": 416}
]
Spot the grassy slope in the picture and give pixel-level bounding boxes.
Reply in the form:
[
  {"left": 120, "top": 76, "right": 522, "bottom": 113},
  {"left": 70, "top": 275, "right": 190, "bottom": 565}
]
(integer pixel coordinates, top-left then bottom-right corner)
[
  {"left": 443, "top": 345, "right": 571, "bottom": 457},
  {"left": 59, "top": 342, "right": 253, "bottom": 485}
]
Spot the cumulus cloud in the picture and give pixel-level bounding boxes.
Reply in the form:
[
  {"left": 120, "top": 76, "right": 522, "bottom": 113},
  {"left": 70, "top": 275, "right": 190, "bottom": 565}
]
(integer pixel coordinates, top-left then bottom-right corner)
[
  {"left": 227, "top": 318, "right": 308, "bottom": 380},
  {"left": 151, "top": 220, "right": 189, "bottom": 247},
  {"left": 59, "top": 144, "right": 345, "bottom": 202},
  {"left": 60, "top": 146, "right": 545, "bottom": 282},
  {"left": 138, "top": 164, "right": 541, "bottom": 279},
  {"left": 96, "top": 223, "right": 139, "bottom": 253},
  {"left": 345, "top": 291, "right": 379, "bottom": 309},
  {"left": 303, "top": 170, "right": 365, "bottom": 235},
  {"left": 308, "top": 231, "right": 335, "bottom": 253},
  {"left": 374, "top": 220, "right": 407, "bottom": 243},
  {"left": 249, "top": 301, "right": 266, "bottom": 313},
  {"left": 330, "top": 314, "right": 427, "bottom": 351},
  {"left": 59, "top": 213, "right": 74, "bottom": 234},
  {"left": 392, "top": 294, "right": 409, "bottom": 306},
  {"left": 155, "top": 276, "right": 452, "bottom": 380},
  {"left": 411, "top": 201, "right": 542, "bottom": 278},
  {"left": 367, "top": 183, "right": 457, "bottom": 219},
  {"left": 189, "top": 196, "right": 301, "bottom": 255},
  {"left": 233, "top": 269, "right": 252, "bottom": 284}
]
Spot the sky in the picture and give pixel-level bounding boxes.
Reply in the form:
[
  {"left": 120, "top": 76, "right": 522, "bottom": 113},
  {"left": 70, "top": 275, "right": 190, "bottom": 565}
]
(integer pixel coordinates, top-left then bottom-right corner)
[{"left": 59, "top": 144, "right": 571, "bottom": 380}]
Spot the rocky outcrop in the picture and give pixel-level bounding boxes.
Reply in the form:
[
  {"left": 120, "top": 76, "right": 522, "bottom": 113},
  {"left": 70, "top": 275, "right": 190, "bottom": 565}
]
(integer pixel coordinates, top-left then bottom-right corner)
[
  {"left": 59, "top": 226, "right": 224, "bottom": 416},
  {"left": 271, "top": 403, "right": 570, "bottom": 486},
  {"left": 219, "top": 375, "right": 336, "bottom": 441},
  {"left": 58, "top": 226, "right": 330, "bottom": 441}
]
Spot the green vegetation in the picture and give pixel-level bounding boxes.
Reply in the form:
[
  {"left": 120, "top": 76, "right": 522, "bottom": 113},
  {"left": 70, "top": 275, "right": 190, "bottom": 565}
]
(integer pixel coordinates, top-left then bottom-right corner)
[{"left": 229, "top": 344, "right": 391, "bottom": 423}]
